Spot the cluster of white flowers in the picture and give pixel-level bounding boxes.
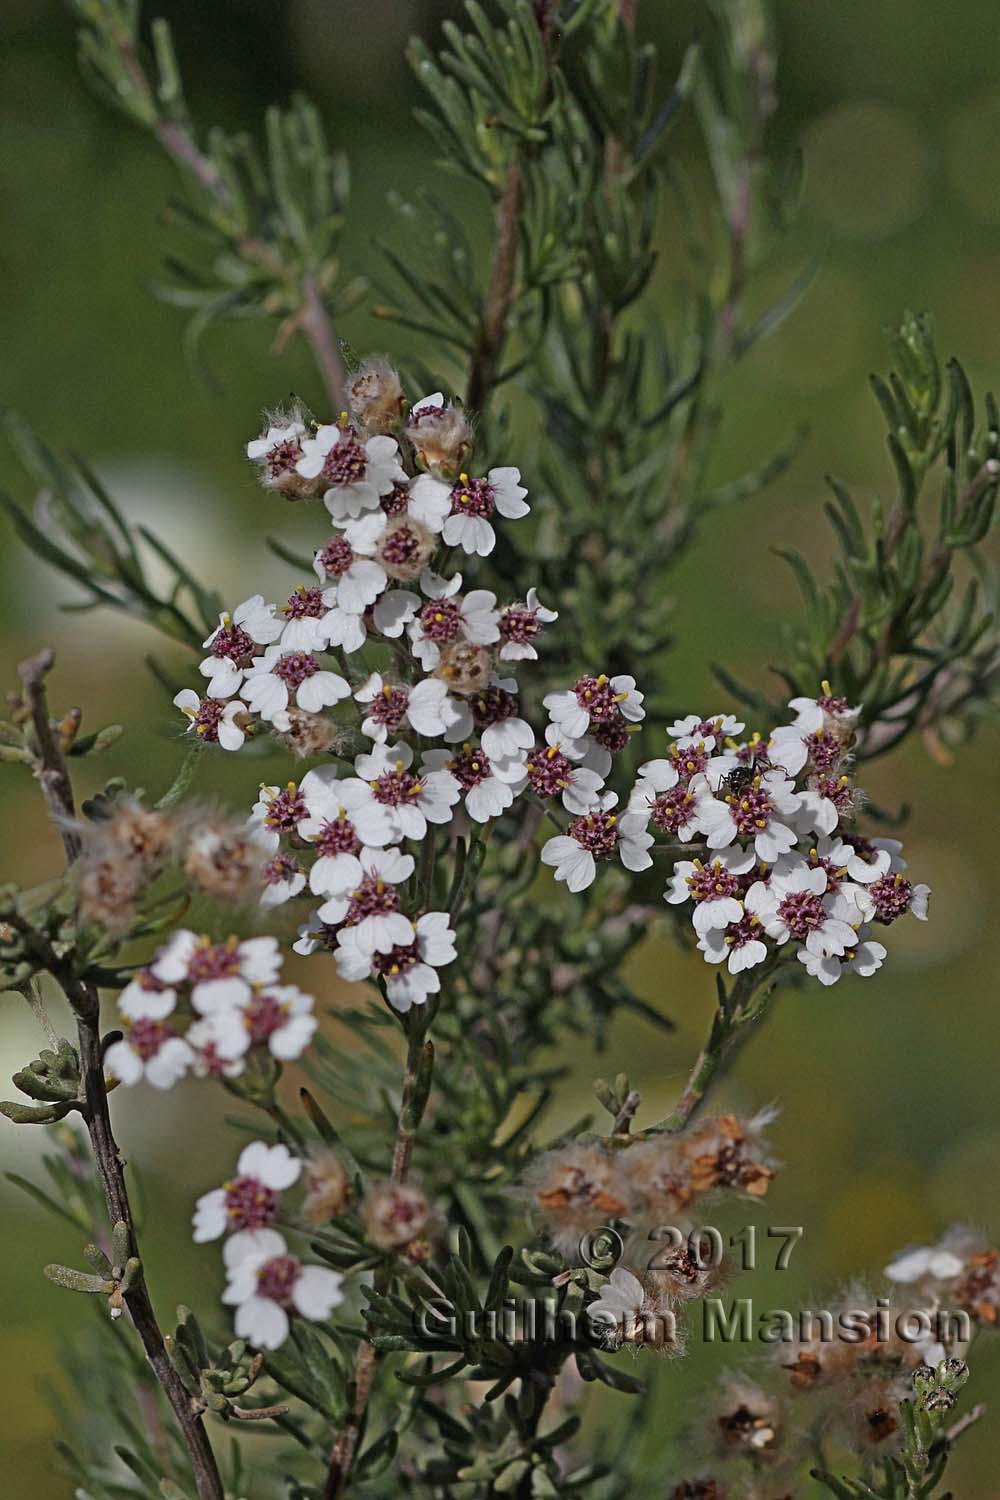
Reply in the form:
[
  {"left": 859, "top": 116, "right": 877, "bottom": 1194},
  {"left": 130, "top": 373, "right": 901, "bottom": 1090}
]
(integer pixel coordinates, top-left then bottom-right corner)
[
  {"left": 165, "top": 368, "right": 929, "bottom": 1061},
  {"left": 192, "top": 1140, "right": 343, "bottom": 1350},
  {"left": 105, "top": 930, "right": 316, "bottom": 1088},
  {"left": 540, "top": 686, "right": 930, "bottom": 986}
]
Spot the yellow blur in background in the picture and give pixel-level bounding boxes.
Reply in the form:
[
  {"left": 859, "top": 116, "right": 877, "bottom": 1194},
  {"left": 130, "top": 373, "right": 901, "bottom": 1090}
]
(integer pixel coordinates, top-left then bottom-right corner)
[{"left": 1, "top": 0, "right": 999, "bottom": 1492}]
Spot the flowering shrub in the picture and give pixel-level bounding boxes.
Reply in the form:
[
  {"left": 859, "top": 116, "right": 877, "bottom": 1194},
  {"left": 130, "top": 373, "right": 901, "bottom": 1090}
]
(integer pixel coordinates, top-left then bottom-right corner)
[{"left": 2, "top": 2, "right": 999, "bottom": 1499}]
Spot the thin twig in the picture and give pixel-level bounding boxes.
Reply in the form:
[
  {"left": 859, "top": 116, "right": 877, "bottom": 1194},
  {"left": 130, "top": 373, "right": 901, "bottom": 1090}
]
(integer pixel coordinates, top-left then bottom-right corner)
[
  {"left": 301, "top": 274, "right": 349, "bottom": 415},
  {"left": 16, "top": 651, "right": 224, "bottom": 1500},
  {"left": 465, "top": 161, "right": 523, "bottom": 416},
  {"left": 322, "top": 1023, "right": 433, "bottom": 1498}
]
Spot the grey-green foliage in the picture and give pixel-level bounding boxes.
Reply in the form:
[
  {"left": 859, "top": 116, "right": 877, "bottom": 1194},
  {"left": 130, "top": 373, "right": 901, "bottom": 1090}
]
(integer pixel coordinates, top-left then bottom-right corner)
[
  {"left": 67, "top": 0, "right": 363, "bottom": 363},
  {"left": 736, "top": 312, "right": 1000, "bottom": 758}
]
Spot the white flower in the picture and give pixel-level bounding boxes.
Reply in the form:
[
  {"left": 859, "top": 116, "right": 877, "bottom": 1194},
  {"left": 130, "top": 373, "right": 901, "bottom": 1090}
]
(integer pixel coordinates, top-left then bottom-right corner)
[
  {"left": 221, "top": 1229, "right": 343, "bottom": 1350},
  {"left": 242, "top": 645, "right": 350, "bottom": 722},
  {"left": 743, "top": 862, "right": 859, "bottom": 958},
  {"left": 151, "top": 930, "right": 282, "bottom": 1014},
  {"left": 422, "top": 745, "right": 526, "bottom": 824},
  {"left": 665, "top": 712, "right": 745, "bottom": 744},
  {"left": 665, "top": 848, "right": 757, "bottom": 935},
  {"left": 795, "top": 774, "right": 854, "bottom": 836},
  {"left": 311, "top": 533, "right": 388, "bottom": 615},
  {"left": 296, "top": 764, "right": 395, "bottom": 896},
  {"left": 884, "top": 1245, "right": 966, "bottom": 1285},
  {"left": 315, "top": 845, "right": 416, "bottom": 954},
  {"left": 296, "top": 424, "right": 405, "bottom": 521},
  {"left": 795, "top": 932, "right": 888, "bottom": 987},
  {"left": 354, "top": 671, "right": 464, "bottom": 743},
  {"left": 541, "top": 794, "right": 653, "bottom": 893},
  {"left": 523, "top": 736, "right": 607, "bottom": 814},
  {"left": 353, "top": 741, "right": 461, "bottom": 841},
  {"left": 442, "top": 678, "right": 535, "bottom": 761},
  {"left": 544, "top": 673, "right": 645, "bottom": 742},
  {"left": 193, "top": 1142, "right": 301, "bottom": 1243},
  {"left": 105, "top": 988, "right": 193, "bottom": 1090},
  {"left": 627, "top": 759, "right": 703, "bottom": 842},
  {"left": 260, "top": 853, "right": 307, "bottom": 909},
  {"left": 498, "top": 588, "right": 558, "bottom": 661},
  {"left": 587, "top": 1267, "right": 649, "bottom": 1347},
  {"left": 335, "top": 911, "right": 457, "bottom": 1012},
  {"left": 205, "top": 984, "right": 318, "bottom": 1063},
  {"left": 246, "top": 419, "right": 308, "bottom": 492},
  {"left": 200, "top": 596, "right": 285, "bottom": 696},
  {"left": 696, "top": 912, "right": 770, "bottom": 975},
  {"left": 174, "top": 688, "right": 249, "bottom": 752},
  {"left": 789, "top": 686, "right": 861, "bottom": 733},
  {"left": 412, "top": 467, "right": 530, "bottom": 556},
  {"left": 407, "top": 571, "right": 499, "bottom": 670},
  {"left": 402, "top": 473, "right": 461, "bottom": 533},
  {"left": 804, "top": 834, "right": 892, "bottom": 887},
  {"left": 275, "top": 584, "right": 341, "bottom": 653},
  {"left": 695, "top": 769, "right": 801, "bottom": 862}
]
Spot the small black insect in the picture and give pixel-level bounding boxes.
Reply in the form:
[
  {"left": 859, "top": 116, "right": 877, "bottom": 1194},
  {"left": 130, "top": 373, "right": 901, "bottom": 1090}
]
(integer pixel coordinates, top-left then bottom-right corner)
[{"left": 719, "top": 757, "right": 766, "bottom": 798}]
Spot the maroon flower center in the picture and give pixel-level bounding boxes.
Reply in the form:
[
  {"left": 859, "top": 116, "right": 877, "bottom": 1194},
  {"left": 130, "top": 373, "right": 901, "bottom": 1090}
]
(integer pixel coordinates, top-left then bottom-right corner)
[
  {"left": 650, "top": 786, "right": 696, "bottom": 835},
  {"left": 381, "top": 481, "right": 410, "bottom": 517},
  {"left": 286, "top": 586, "right": 331, "bottom": 619},
  {"left": 724, "top": 913, "right": 762, "bottom": 950},
  {"left": 869, "top": 873, "right": 914, "bottom": 923},
  {"left": 818, "top": 693, "right": 850, "bottom": 715},
  {"left": 726, "top": 780, "right": 774, "bottom": 836},
  {"left": 322, "top": 432, "right": 367, "bottom": 487},
  {"left": 671, "top": 741, "right": 710, "bottom": 779},
  {"left": 499, "top": 604, "right": 541, "bottom": 645},
  {"left": 372, "top": 940, "right": 420, "bottom": 978},
  {"left": 256, "top": 1254, "right": 300, "bottom": 1305},
  {"left": 808, "top": 853, "right": 844, "bottom": 892},
  {"left": 470, "top": 686, "right": 517, "bottom": 731},
  {"left": 371, "top": 768, "right": 424, "bottom": 807},
  {"left": 264, "top": 853, "right": 303, "bottom": 887},
  {"left": 419, "top": 599, "right": 462, "bottom": 642},
  {"left": 593, "top": 711, "right": 630, "bottom": 753},
  {"left": 379, "top": 520, "right": 423, "bottom": 567},
  {"left": 314, "top": 813, "right": 361, "bottom": 857},
  {"left": 776, "top": 889, "right": 826, "bottom": 940},
  {"left": 573, "top": 674, "right": 623, "bottom": 724},
  {"left": 128, "top": 1017, "right": 173, "bottom": 1060},
  {"left": 211, "top": 622, "right": 256, "bottom": 661},
  {"left": 696, "top": 718, "right": 724, "bottom": 738},
  {"left": 316, "top": 537, "right": 354, "bottom": 579},
  {"left": 225, "top": 1175, "right": 278, "bottom": 1231},
  {"left": 193, "top": 697, "right": 227, "bottom": 742},
  {"left": 805, "top": 728, "right": 842, "bottom": 771},
  {"left": 189, "top": 941, "right": 241, "bottom": 982},
  {"left": 449, "top": 747, "right": 491, "bottom": 790},
  {"left": 526, "top": 745, "right": 573, "bottom": 798},
  {"left": 263, "top": 785, "right": 308, "bottom": 830},
  {"left": 273, "top": 652, "right": 320, "bottom": 688},
  {"left": 813, "top": 774, "right": 853, "bottom": 811},
  {"left": 264, "top": 437, "right": 302, "bottom": 477},
  {"left": 243, "top": 991, "right": 288, "bottom": 1044},
  {"left": 368, "top": 684, "right": 410, "bottom": 733},
  {"left": 688, "top": 862, "right": 741, "bottom": 903},
  {"left": 345, "top": 876, "right": 401, "bottom": 924},
  {"left": 569, "top": 812, "right": 619, "bottom": 859},
  {"left": 197, "top": 1040, "right": 229, "bottom": 1077},
  {"left": 449, "top": 475, "right": 495, "bottom": 518}
]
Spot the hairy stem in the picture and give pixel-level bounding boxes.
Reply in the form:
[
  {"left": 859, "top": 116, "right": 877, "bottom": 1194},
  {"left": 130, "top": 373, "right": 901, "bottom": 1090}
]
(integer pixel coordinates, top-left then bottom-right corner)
[
  {"left": 301, "top": 273, "right": 349, "bottom": 415},
  {"left": 16, "top": 650, "right": 224, "bottom": 1500}
]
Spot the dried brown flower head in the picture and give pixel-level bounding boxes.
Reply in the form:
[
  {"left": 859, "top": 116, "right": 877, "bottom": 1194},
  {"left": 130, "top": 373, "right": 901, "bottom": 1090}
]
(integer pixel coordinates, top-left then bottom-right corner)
[
  {"left": 349, "top": 359, "right": 405, "bottom": 433},
  {"left": 362, "top": 1180, "right": 432, "bottom": 1250},
  {"left": 301, "top": 1150, "right": 351, "bottom": 1227}
]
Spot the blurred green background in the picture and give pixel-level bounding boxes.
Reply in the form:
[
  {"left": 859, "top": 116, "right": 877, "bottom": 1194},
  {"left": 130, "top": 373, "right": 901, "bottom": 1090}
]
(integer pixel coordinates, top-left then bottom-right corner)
[{"left": 2, "top": 0, "right": 999, "bottom": 1492}]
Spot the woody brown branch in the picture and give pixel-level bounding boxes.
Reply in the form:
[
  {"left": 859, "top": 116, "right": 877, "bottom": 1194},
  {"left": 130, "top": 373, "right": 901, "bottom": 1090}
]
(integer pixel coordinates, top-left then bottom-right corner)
[{"left": 16, "top": 650, "right": 224, "bottom": 1500}]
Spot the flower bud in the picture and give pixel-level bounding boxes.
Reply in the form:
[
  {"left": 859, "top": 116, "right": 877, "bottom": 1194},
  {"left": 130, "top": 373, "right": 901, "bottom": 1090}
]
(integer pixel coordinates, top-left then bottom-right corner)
[
  {"left": 301, "top": 1150, "right": 351, "bottom": 1227},
  {"left": 361, "top": 1180, "right": 431, "bottom": 1250},
  {"left": 376, "top": 516, "right": 438, "bottom": 582},
  {"left": 436, "top": 641, "right": 493, "bottom": 695},
  {"left": 406, "top": 394, "right": 473, "bottom": 478},
  {"left": 349, "top": 360, "right": 405, "bottom": 433}
]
